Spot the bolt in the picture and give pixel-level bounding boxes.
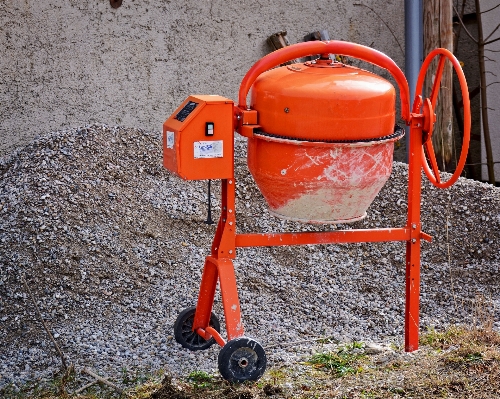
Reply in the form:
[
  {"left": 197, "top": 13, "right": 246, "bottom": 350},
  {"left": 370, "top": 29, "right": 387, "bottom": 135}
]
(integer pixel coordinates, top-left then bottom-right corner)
[
  {"left": 229, "top": 250, "right": 233, "bottom": 254},
  {"left": 229, "top": 209, "right": 233, "bottom": 213},
  {"left": 110, "top": 0, "right": 122, "bottom": 8},
  {"left": 236, "top": 115, "right": 241, "bottom": 120},
  {"left": 229, "top": 180, "right": 233, "bottom": 184},
  {"left": 284, "top": 107, "right": 290, "bottom": 113},
  {"left": 229, "top": 222, "right": 233, "bottom": 226},
  {"left": 411, "top": 238, "right": 417, "bottom": 243},
  {"left": 417, "top": 123, "right": 421, "bottom": 127},
  {"left": 412, "top": 223, "right": 417, "bottom": 229}
]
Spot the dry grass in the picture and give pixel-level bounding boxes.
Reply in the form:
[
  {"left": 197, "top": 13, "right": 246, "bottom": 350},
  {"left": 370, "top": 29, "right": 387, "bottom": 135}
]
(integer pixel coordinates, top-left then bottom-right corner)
[
  {"left": 2, "top": 325, "right": 500, "bottom": 399},
  {"left": 350, "top": 326, "right": 500, "bottom": 399}
]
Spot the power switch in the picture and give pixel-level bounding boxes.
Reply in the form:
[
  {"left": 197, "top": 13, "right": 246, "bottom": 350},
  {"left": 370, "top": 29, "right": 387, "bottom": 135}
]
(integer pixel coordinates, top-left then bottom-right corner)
[{"left": 205, "top": 122, "right": 214, "bottom": 137}]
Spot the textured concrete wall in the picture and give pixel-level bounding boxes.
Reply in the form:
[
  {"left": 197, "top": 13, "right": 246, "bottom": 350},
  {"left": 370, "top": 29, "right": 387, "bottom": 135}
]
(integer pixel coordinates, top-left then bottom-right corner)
[
  {"left": 481, "top": 0, "right": 500, "bottom": 182},
  {"left": 0, "top": 0, "right": 405, "bottom": 156}
]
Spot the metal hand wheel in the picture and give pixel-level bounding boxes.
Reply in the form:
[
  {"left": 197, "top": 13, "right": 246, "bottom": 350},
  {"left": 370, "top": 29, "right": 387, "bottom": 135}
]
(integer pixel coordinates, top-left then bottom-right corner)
[
  {"left": 414, "top": 48, "right": 471, "bottom": 189},
  {"left": 174, "top": 306, "right": 220, "bottom": 351}
]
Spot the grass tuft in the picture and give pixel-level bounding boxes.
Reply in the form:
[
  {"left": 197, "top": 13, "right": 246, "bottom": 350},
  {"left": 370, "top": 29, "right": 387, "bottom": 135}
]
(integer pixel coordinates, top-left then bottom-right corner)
[
  {"left": 308, "top": 342, "right": 366, "bottom": 377},
  {"left": 186, "top": 371, "right": 215, "bottom": 389},
  {"left": 419, "top": 325, "right": 466, "bottom": 349}
]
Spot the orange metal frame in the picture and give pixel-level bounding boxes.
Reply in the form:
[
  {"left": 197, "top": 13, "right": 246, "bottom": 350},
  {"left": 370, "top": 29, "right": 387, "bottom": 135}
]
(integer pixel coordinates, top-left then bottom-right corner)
[{"left": 191, "top": 42, "right": 470, "bottom": 352}]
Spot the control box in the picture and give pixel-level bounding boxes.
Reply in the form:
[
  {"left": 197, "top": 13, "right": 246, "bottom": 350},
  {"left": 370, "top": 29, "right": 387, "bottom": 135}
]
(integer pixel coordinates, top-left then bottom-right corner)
[{"left": 163, "top": 95, "right": 234, "bottom": 180}]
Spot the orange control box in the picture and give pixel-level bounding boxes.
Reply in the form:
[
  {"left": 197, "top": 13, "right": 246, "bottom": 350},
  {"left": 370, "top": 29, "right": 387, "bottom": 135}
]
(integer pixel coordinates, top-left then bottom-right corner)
[{"left": 163, "top": 95, "right": 234, "bottom": 180}]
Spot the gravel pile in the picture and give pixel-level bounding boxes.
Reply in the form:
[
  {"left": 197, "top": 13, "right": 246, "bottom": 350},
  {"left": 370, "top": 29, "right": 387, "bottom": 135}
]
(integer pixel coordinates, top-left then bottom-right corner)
[{"left": 1, "top": 124, "right": 499, "bottom": 388}]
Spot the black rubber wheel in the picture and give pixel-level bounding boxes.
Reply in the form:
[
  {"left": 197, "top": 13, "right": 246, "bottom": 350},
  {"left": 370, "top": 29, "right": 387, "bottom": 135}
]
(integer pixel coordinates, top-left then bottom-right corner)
[
  {"left": 173, "top": 306, "right": 220, "bottom": 351},
  {"left": 217, "top": 337, "right": 267, "bottom": 382}
]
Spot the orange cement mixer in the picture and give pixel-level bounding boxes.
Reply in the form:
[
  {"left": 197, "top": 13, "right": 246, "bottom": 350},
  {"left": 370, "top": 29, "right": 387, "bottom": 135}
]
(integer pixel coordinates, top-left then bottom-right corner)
[{"left": 162, "top": 41, "right": 471, "bottom": 382}]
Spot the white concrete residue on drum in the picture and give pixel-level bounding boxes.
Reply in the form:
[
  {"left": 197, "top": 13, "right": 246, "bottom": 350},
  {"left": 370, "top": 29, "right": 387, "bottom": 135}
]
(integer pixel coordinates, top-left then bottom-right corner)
[
  {"left": 322, "top": 147, "right": 390, "bottom": 185},
  {"left": 272, "top": 144, "right": 394, "bottom": 223},
  {"left": 273, "top": 187, "right": 367, "bottom": 222},
  {"left": 290, "top": 150, "right": 330, "bottom": 173}
]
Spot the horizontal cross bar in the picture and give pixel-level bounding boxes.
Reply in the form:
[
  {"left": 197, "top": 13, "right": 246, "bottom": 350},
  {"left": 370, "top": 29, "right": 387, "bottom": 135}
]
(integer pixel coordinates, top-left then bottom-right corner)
[{"left": 235, "top": 227, "right": 414, "bottom": 247}]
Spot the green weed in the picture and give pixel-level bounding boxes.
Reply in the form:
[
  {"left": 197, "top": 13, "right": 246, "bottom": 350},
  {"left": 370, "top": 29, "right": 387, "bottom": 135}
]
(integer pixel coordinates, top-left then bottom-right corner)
[
  {"left": 308, "top": 343, "right": 366, "bottom": 377},
  {"left": 348, "top": 341, "right": 364, "bottom": 350},
  {"left": 187, "top": 370, "right": 214, "bottom": 389},
  {"left": 465, "top": 352, "right": 483, "bottom": 363}
]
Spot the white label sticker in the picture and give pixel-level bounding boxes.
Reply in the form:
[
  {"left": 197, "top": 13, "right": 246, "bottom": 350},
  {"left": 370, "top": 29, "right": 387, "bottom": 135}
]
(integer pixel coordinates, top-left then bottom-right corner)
[
  {"left": 194, "top": 141, "right": 223, "bottom": 158},
  {"left": 166, "top": 131, "right": 174, "bottom": 149}
]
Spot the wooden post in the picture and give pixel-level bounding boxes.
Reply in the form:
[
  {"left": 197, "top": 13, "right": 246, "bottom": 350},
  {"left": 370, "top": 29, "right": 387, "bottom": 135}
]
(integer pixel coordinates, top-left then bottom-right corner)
[{"left": 424, "top": 0, "right": 454, "bottom": 167}]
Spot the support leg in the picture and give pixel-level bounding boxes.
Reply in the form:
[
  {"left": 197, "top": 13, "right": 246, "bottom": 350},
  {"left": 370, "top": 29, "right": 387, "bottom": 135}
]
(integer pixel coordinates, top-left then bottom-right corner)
[
  {"left": 405, "top": 114, "right": 424, "bottom": 352},
  {"left": 211, "top": 179, "right": 228, "bottom": 256},
  {"left": 193, "top": 257, "right": 219, "bottom": 331},
  {"left": 405, "top": 239, "right": 421, "bottom": 351},
  {"left": 217, "top": 258, "right": 244, "bottom": 340}
]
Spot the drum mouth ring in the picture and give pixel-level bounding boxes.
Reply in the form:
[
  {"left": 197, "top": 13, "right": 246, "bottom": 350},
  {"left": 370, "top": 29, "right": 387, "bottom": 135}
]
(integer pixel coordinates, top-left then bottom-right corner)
[{"left": 253, "top": 125, "right": 405, "bottom": 146}]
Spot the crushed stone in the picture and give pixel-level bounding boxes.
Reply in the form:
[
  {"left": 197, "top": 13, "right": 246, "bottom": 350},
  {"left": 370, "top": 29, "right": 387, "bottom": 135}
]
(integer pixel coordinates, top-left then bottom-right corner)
[{"left": 0, "top": 124, "right": 499, "bottom": 388}]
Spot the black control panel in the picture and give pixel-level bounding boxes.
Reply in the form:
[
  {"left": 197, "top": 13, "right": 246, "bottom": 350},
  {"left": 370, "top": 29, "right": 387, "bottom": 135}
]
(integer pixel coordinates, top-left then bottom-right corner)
[{"left": 175, "top": 101, "right": 198, "bottom": 122}]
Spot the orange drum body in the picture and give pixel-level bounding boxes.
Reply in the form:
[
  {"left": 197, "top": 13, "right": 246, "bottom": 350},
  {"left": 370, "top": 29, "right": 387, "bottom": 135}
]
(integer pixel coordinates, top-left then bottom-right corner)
[
  {"left": 248, "top": 134, "right": 401, "bottom": 223},
  {"left": 247, "top": 59, "right": 403, "bottom": 223}
]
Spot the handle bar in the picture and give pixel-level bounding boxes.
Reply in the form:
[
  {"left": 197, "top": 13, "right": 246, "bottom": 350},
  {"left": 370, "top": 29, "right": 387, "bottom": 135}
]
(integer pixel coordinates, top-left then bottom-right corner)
[{"left": 238, "top": 40, "right": 411, "bottom": 123}]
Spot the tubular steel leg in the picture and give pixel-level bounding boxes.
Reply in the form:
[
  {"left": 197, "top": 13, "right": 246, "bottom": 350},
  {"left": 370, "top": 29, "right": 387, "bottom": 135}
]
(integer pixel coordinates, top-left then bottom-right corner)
[
  {"left": 193, "top": 257, "right": 219, "bottom": 332},
  {"left": 405, "top": 114, "right": 424, "bottom": 352},
  {"left": 211, "top": 181, "right": 227, "bottom": 256},
  {"left": 405, "top": 240, "right": 421, "bottom": 351},
  {"left": 217, "top": 258, "right": 244, "bottom": 340}
]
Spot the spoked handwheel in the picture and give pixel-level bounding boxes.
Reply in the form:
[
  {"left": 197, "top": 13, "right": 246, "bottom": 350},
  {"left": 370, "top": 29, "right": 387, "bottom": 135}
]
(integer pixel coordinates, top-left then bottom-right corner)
[
  {"left": 218, "top": 337, "right": 267, "bottom": 382},
  {"left": 174, "top": 306, "right": 221, "bottom": 351},
  {"left": 414, "top": 48, "right": 471, "bottom": 189}
]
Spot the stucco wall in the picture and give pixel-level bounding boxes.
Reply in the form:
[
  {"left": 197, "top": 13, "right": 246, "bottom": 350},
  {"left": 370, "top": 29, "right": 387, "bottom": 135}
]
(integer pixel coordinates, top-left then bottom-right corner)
[
  {"left": 481, "top": 0, "right": 500, "bottom": 183},
  {"left": 0, "top": 0, "right": 405, "bottom": 157}
]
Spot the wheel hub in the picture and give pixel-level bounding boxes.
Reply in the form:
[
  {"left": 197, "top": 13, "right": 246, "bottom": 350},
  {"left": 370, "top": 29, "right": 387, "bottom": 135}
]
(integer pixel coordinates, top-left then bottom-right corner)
[
  {"left": 238, "top": 357, "right": 249, "bottom": 368},
  {"left": 218, "top": 337, "right": 267, "bottom": 382}
]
